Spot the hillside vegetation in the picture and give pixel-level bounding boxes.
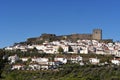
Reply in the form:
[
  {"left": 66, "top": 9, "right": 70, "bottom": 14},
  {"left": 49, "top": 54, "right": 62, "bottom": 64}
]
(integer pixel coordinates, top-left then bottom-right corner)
[
  {"left": 1, "top": 64, "right": 120, "bottom": 80},
  {"left": 0, "top": 49, "right": 119, "bottom": 80}
]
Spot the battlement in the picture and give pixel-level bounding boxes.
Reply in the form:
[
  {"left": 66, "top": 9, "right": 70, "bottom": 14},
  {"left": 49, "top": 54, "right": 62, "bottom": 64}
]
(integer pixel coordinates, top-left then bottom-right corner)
[{"left": 27, "top": 29, "right": 102, "bottom": 44}]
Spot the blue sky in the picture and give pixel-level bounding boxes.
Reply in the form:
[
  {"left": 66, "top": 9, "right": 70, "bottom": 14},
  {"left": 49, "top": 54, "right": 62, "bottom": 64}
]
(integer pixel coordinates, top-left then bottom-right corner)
[{"left": 0, "top": 0, "right": 120, "bottom": 48}]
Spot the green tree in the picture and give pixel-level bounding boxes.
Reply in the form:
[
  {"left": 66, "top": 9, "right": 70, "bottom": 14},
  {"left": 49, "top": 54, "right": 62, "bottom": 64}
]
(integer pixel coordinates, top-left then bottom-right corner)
[
  {"left": 68, "top": 45, "right": 73, "bottom": 52},
  {"left": 58, "top": 46, "right": 64, "bottom": 53},
  {"left": 32, "top": 47, "right": 38, "bottom": 52}
]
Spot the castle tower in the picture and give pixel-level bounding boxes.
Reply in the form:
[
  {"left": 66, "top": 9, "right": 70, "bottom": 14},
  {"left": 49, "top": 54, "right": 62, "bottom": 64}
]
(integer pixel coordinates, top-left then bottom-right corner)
[{"left": 92, "top": 29, "right": 102, "bottom": 40}]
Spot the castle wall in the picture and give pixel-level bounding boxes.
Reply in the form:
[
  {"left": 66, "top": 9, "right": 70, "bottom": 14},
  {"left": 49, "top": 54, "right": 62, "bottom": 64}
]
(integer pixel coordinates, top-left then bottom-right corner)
[
  {"left": 27, "top": 29, "right": 102, "bottom": 44},
  {"left": 70, "top": 34, "right": 92, "bottom": 40}
]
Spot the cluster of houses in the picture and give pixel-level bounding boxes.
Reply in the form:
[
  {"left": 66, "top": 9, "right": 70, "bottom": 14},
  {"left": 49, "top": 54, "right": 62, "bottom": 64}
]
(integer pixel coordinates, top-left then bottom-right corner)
[
  {"left": 8, "top": 54, "right": 84, "bottom": 70},
  {"left": 5, "top": 40, "right": 120, "bottom": 56},
  {"left": 7, "top": 54, "right": 120, "bottom": 71},
  {"left": 5, "top": 39, "right": 120, "bottom": 70}
]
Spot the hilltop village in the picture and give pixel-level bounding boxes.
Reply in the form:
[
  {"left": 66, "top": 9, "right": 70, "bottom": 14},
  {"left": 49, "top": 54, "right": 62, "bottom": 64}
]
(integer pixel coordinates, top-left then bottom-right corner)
[{"left": 3, "top": 29, "right": 120, "bottom": 71}]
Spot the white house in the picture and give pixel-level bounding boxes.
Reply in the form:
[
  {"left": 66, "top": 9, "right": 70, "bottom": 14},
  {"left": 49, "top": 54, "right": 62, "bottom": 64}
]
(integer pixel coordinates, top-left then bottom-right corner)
[
  {"left": 5, "top": 46, "right": 13, "bottom": 50},
  {"left": 111, "top": 58, "right": 120, "bottom": 65},
  {"left": 31, "top": 57, "right": 49, "bottom": 64},
  {"left": 21, "top": 57, "right": 29, "bottom": 62},
  {"left": 54, "top": 56, "right": 67, "bottom": 64},
  {"left": 89, "top": 58, "right": 100, "bottom": 65},
  {"left": 27, "top": 45, "right": 34, "bottom": 49},
  {"left": 12, "top": 64, "right": 24, "bottom": 70},
  {"left": 114, "top": 50, "right": 120, "bottom": 57},
  {"left": 80, "top": 47, "right": 88, "bottom": 54},
  {"left": 61, "top": 45, "right": 69, "bottom": 53},
  {"left": 8, "top": 54, "right": 19, "bottom": 64},
  {"left": 29, "top": 63, "right": 41, "bottom": 70},
  {"left": 35, "top": 45, "right": 45, "bottom": 50},
  {"left": 80, "top": 62, "right": 84, "bottom": 66},
  {"left": 31, "top": 57, "right": 37, "bottom": 62},
  {"left": 40, "top": 64, "right": 49, "bottom": 70},
  {"left": 96, "top": 50, "right": 105, "bottom": 55},
  {"left": 37, "top": 57, "right": 49, "bottom": 64},
  {"left": 70, "top": 55, "right": 83, "bottom": 63},
  {"left": 48, "top": 61, "right": 55, "bottom": 66}
]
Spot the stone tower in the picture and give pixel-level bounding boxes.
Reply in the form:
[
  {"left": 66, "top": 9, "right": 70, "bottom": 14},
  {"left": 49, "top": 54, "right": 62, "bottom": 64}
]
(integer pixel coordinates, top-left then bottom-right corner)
[{"left": 92, "top": 29, "right": 102, "bottom": 40}]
